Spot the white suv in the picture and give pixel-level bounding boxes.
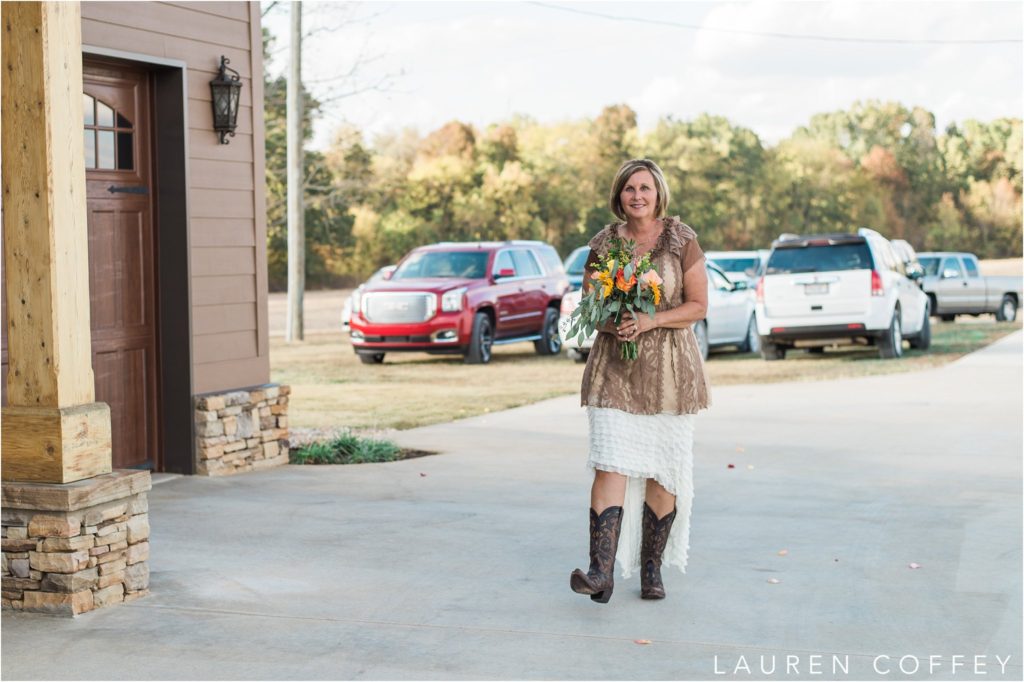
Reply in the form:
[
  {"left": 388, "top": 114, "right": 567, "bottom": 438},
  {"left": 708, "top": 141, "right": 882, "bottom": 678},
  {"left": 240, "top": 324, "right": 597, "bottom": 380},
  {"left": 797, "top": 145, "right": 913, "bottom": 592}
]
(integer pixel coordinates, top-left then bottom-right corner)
[
  {"left": 705, "top": 250, "right": 769, "bottom": 286},
  {"left": 754, "top": 228, "right": 931, "bottom": 360}
]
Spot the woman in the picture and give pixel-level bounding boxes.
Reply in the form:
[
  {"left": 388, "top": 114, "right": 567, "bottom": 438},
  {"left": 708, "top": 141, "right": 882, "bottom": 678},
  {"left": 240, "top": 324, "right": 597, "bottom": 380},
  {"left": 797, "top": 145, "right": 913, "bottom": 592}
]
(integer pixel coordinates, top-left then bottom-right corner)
[{"left": 570, "top": 158, "right": 711, "bottom": 603}]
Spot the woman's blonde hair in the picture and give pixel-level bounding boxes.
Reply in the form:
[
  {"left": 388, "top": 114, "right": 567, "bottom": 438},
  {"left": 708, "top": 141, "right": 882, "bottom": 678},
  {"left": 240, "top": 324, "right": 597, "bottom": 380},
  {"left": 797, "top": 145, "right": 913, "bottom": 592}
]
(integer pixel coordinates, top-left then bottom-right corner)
[{"left": 608, "top": 158, "right": 671, "bottom": 221}]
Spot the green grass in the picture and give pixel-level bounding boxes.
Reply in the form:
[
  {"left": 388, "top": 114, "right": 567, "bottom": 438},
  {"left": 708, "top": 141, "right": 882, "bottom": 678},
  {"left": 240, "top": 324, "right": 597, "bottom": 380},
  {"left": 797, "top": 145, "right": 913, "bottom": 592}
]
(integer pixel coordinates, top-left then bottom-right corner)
[
  {"left": 289, "top": 431, "right": 402, "bottom": 465},
  {"left": 271, "top": 317, "right": 1021, "bottom": 431}
]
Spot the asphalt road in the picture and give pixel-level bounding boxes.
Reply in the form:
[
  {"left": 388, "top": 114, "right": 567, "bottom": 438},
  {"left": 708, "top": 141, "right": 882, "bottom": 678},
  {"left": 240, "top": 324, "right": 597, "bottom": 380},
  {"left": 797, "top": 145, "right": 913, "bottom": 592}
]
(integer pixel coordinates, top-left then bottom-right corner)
[{"left": 3, "top": 331, "right": 1021, "bottom": 680}]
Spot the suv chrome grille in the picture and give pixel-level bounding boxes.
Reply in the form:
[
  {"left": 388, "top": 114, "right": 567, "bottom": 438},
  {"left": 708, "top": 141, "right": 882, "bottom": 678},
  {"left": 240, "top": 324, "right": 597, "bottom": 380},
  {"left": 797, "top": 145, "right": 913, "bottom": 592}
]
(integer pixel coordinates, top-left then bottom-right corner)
[{"left": 363, "top": 293, "right": 435, "bottom": 323}]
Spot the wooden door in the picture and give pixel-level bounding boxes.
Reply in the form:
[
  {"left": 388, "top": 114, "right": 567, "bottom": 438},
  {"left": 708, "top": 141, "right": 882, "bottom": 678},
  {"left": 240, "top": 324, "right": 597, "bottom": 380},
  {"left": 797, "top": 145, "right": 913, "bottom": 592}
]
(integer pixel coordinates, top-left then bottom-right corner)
[{"left": 83, "top": 61, "right": 159, "bottom": 470}]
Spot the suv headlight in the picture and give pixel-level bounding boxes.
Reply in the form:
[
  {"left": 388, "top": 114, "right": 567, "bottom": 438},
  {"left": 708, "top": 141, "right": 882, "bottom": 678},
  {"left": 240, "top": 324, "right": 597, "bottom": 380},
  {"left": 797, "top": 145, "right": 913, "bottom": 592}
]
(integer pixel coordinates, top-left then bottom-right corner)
[{"left": 441, "top": 287, "right": 467, "bottom": 312}]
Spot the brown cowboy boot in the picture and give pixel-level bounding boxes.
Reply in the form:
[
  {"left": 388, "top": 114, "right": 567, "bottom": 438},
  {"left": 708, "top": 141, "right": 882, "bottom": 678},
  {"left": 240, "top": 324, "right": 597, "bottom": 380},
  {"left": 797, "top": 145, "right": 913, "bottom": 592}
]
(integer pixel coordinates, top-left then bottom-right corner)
[
  {"left": 640, "top": 501, "right": 677, "bottom": 599},
  {"left": 570, "top": 505, "right": 623, "bottom": 603}
]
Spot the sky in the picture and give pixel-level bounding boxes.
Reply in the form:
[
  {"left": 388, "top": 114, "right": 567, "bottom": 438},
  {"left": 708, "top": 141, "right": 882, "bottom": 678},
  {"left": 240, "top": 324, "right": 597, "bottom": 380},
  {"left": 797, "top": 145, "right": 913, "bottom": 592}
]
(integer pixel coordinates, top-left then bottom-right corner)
[{"left": 261, "top": 1, "right": 1024, "bottom": 151}]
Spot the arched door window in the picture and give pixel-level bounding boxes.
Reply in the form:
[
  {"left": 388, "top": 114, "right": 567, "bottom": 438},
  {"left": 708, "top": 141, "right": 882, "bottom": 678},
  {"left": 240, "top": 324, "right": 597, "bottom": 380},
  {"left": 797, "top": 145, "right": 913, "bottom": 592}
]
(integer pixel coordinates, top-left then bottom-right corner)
[{"left": 83, "top": 93, "right": 134, "bottom": 171}]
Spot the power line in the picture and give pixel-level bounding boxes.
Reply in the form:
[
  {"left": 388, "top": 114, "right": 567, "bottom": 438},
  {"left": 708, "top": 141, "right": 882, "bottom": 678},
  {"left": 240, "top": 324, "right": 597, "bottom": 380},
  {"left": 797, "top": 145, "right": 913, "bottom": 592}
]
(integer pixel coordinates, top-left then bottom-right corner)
[{"left": 528, "top": 2, "right": 1023, "bottom": 45}]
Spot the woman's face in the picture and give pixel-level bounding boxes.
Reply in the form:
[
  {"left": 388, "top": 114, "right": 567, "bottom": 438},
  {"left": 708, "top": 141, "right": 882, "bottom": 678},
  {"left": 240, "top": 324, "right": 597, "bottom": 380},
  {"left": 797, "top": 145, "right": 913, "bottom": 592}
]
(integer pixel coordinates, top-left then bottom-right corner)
[{"left": 620, "top": 169, "right": 658, "bottom": 221}]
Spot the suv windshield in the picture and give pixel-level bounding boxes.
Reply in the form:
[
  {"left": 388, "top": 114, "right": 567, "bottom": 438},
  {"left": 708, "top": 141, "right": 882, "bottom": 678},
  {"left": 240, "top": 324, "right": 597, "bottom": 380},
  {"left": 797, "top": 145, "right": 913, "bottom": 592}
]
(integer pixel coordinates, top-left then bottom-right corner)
[
  {"left": 709, "top": 257, "right": 759, "bottom": 272},
  {"left": 918, "top": 257, "right": 940, "bottom": 276},
  {"left": 392, "top": 251, "right": 489, "bottom": 279},
  {"left": 565, "top": 248, "right": 590, "bottom": 275},
  {"left": 766, "top": 243, "right": 873, "bottom": 274},
  {"left": 565, "top": 246, "right": 589, "bottom": 274}
]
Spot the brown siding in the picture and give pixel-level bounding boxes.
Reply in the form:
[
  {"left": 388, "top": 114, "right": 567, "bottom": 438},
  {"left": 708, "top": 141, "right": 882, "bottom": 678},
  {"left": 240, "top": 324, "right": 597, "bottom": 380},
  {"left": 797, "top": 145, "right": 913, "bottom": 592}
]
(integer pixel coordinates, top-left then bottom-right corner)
[
  {"left": 192, "top": 275, "right": 257, "bottom": 307},
  {"left": 193, "top": 302, "right": 258, "bottom": 336},
  {"left": 190, "top": 159, "right": 254, "bottom": 191},
  {"left": 82, "top": 1, "right": 269, "bottom": 395},
  {"left": 192, "top": 247, "right": 257, "bottom": 277},
  {"left": 189, "top": 218, "right": 257, "bottom": 247}
]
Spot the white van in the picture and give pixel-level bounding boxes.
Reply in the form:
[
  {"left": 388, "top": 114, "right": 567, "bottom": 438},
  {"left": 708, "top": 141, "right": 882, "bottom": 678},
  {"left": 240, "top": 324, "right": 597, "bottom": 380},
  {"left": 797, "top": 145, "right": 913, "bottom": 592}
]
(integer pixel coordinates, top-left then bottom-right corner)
[{"left": 754, "top": 228, "right": 931, "bottom": 360}]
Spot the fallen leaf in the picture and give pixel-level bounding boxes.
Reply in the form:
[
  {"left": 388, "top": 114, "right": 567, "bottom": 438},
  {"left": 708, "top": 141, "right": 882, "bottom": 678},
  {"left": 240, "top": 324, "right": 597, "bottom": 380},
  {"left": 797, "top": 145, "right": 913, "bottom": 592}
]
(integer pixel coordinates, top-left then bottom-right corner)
[
  {"left": 747, "top": 464, "right": 755, "bottom": 470},
  {"left": 727, "top": 463, "right": 735, "bottom": 469},
  {"left": 736, "top": 446, "right": 746, "bottom": 453},
  {"left": 419, "top": 473, "right": 427, "bottom": 477},
  {"left": 634, "top": 639, "right": 652, "bottom": 645},
  {"left": 908, "top": 562, "right": 921, "bottom": 569},
  {"left": 777, "top": 549, "right": 788, "bottom": 556},
  {"left": 767, "top": 578, "right": 780, "bottom": 584}
]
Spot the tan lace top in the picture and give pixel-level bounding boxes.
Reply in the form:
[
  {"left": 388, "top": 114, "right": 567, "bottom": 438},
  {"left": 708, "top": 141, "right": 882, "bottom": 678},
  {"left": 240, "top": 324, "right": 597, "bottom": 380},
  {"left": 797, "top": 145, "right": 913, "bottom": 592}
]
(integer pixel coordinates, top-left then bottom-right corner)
[{"left": 579, "top": 216, "right": 713, "bottom": 416}]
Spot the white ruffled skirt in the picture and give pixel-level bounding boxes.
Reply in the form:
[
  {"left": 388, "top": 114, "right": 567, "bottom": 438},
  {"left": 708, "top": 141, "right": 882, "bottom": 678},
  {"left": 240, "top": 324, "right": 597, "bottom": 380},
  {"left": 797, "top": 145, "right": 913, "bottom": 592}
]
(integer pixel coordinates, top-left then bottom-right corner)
[{"left": 585, "top": 406, "right": 696, "bottom": 579}]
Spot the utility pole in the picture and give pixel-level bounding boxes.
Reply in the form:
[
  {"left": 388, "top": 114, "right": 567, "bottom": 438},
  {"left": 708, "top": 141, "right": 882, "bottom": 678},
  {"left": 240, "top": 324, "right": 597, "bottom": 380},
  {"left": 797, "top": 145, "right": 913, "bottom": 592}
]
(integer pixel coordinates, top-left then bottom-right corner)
[{"left": 285, "top": 0, "right": 304, "bottom": 342}]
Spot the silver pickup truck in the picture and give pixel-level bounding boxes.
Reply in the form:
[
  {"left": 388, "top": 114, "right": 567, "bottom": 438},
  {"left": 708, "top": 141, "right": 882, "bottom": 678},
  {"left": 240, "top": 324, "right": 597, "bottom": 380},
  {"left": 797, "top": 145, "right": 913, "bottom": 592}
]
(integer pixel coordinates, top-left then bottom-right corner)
[{"left": 917, "top": 252, "right": 1022, "bottom": 322}]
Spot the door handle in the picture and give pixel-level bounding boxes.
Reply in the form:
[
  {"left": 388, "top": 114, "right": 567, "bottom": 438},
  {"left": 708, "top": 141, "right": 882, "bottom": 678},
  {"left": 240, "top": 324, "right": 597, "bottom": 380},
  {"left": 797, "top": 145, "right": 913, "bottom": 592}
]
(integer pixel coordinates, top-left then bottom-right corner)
[{"left": 107, "top": 185, "right": 149, "bottom": 195}]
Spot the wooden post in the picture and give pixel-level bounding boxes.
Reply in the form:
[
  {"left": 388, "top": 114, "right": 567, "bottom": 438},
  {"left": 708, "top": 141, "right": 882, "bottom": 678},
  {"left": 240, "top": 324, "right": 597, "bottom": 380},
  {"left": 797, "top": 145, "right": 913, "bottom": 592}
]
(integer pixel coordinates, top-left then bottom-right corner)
[
  {"left": 285, "top": 0, "right": 304, "bottom": 342},
  {"left": 1, "top": 1, "right": 112, "bottom": 483}
]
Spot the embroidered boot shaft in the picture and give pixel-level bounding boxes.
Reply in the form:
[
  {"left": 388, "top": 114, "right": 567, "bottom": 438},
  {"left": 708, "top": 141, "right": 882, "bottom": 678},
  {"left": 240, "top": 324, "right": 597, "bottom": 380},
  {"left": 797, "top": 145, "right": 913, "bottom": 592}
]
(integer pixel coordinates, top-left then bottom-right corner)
[
  {"left": 570, "top": 505, "right": 623, "bottom": 604},
  {"left": 640, "top": 502, "right": 677, "bottom": 599}
]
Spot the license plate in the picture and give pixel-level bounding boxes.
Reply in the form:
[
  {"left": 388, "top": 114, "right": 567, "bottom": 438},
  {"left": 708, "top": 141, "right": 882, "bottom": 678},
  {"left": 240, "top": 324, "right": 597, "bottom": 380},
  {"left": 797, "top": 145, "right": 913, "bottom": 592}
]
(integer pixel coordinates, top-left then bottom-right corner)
[{"left": 804, "top": 283, "right": 829, "bottom": 295}]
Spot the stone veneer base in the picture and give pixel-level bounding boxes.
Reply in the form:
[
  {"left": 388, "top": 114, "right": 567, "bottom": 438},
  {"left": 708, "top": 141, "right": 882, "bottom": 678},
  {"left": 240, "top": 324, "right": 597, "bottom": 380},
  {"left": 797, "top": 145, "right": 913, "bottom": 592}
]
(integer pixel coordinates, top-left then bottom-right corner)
[
  {"left": 195, "top": 383, "right": 290, "bottom": 476},
  {"left": 1, "top": 469, "right": 151, "bottom": 616}
]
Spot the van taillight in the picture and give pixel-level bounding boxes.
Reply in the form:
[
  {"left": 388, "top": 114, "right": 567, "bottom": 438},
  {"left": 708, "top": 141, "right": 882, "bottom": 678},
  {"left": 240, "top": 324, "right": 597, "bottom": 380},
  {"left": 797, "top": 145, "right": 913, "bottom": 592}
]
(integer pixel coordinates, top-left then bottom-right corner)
[
  {"left": 870, "top": 270, "right": 884, "bottom": 297},
  {"left": 756, "top": 276, "right": 765, "bottom": 302}
]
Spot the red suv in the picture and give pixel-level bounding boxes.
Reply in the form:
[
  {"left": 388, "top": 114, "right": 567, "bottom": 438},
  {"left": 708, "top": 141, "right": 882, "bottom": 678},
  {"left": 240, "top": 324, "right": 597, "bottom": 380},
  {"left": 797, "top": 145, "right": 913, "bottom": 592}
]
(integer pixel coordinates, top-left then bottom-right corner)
[{"left": 350, "top": 240, "right": 570, "bottom": 364}]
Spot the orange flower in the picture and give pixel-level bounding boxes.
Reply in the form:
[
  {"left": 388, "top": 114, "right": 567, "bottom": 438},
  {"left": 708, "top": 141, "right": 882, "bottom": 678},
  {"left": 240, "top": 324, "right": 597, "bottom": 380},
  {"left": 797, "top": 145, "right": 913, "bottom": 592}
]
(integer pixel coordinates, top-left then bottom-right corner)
[{"left": 615, "top": 268, "right": 636, "bottom": 293}]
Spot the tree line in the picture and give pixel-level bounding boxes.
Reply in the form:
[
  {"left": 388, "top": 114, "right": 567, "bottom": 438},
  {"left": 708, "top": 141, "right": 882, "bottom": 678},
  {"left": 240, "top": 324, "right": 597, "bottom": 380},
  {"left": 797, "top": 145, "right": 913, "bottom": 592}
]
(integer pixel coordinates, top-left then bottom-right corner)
[{"left": 264, "top": 65, "right": 1022, "bottom": 291}]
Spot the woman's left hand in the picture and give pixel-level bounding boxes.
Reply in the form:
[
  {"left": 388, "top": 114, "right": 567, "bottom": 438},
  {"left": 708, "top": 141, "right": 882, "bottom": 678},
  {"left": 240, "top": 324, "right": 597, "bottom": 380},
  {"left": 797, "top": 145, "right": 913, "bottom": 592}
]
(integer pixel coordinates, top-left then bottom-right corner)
[{"left": 617, "top": 310, "right": 656, "bottom": 342}]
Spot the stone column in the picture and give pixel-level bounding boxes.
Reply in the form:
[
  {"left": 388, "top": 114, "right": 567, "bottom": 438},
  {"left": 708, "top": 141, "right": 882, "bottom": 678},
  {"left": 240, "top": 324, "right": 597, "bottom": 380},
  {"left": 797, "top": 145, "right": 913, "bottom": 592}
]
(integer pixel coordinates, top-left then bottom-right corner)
[{"left": 1, "top": 2, "right": 151, "bottom": 616}]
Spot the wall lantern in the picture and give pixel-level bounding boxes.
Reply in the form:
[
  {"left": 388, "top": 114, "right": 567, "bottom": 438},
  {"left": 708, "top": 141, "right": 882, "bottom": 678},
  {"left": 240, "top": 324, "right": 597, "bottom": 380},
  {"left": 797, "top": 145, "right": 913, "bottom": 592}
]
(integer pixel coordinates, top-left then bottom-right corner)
[{"left": 209, "top": 56, "right": 242, "bottom": 144}]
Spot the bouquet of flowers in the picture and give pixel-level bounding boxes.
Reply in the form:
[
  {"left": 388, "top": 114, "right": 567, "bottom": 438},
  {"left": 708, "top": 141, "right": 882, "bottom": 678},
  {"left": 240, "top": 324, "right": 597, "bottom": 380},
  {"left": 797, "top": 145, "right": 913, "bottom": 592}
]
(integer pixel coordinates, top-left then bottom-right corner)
[{"left": 565, "top": 237, "right": 663, "bottom": 361}]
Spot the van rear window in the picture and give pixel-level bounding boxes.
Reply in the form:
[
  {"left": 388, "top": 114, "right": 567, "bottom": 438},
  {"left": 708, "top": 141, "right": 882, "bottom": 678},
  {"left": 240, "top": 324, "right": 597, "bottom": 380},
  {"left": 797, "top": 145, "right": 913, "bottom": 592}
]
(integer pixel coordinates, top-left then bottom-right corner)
[{"left": 766, "top": 244, "right": 873, "bottom": 274}]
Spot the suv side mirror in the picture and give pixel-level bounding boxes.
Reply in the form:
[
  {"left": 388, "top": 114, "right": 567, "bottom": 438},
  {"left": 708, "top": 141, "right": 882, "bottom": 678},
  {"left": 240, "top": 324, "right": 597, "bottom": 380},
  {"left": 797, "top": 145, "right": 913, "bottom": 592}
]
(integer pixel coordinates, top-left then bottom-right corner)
[{"left": 494, "top": 268, "right": 516, "bottom": 279}]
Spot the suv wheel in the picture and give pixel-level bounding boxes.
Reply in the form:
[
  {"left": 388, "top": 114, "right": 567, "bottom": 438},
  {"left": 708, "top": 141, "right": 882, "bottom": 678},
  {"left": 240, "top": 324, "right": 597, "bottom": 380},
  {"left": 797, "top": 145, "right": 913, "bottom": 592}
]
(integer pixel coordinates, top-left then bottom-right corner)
[
  {"left": 996, "top": 295, "right": 1017, "bottom": 322},
  {"left": 358, "top": 352, "right": 385, "bottom": 365},
  {"left": 760, "top": 339, "right": 785, "bottom": 361},
  {"left": 693, "top": 320, "right": 709, "bottom": 360},
  {"left": 534, "top": 308, "right": 562, "bottom": 355},
  {"left": 940, "top": 314, "right": 955, "bottom": 322},
  {"left": 878, "top": 308, "right": 904, "bottom": 359},
  {"left": 909, "top": 302, "right": 932, "bottom": 350},
  {"left": 464, "top": 312, "right": 493, "bottom": 364},
  {"left": 738, "top": 314, "right": 760, "bottom": 354}
]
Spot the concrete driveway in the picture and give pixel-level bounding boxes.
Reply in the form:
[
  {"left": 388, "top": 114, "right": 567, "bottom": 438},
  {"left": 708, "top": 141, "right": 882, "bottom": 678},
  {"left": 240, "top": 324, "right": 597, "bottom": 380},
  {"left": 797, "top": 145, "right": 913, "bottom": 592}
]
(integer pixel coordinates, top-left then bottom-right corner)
[{"left": 3, "top": 332, "right": 1021, "bottom": 680}]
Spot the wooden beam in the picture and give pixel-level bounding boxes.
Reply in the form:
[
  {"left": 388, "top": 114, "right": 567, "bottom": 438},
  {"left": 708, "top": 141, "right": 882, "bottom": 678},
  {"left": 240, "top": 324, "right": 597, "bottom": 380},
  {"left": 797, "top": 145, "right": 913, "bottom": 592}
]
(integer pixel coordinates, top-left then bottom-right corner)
[
  {"left": 1, "top": 404, "right": 112, "bottom": 483},
  {"left": 2, "top": 1, "right": 111, "bottom": 483}
]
